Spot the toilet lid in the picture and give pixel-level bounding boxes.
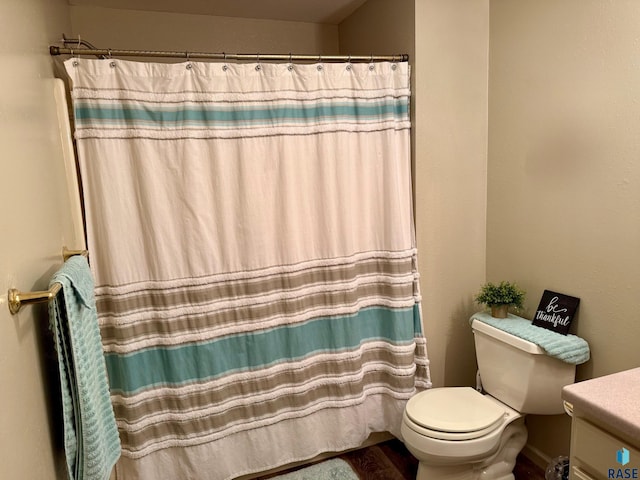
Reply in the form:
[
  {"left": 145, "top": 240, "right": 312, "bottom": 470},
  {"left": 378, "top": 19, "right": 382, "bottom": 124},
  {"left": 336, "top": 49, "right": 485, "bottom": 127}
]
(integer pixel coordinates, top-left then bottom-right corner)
[{"left": 405, "top": 387, "right": 505, "bottom": 436}]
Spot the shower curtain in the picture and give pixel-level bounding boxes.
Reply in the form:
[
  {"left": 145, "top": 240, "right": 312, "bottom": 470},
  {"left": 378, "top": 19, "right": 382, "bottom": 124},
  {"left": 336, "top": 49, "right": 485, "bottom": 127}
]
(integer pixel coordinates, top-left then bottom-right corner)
[{"left": 64, "top": 57, "right": 430, "bottom": 480}]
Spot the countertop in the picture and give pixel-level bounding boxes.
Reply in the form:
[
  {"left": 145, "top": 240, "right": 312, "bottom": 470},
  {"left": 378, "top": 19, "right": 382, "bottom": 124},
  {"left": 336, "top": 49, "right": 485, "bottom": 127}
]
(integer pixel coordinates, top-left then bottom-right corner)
[{"left": 562, "top": 367, "right": 640, "bottom": 443}]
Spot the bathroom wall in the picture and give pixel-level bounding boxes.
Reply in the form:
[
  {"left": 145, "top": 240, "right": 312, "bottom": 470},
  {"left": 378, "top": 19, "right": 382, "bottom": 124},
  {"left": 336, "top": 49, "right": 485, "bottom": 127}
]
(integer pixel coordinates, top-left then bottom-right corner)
[
  {"left": 69, "top": 6, "right": 339, "bottom": 55},
  {"left": 338, "top": 0, "right": 415, "bottom": 61},
  {"left": 0, "top": 0, "right": 77, "bottom": 478},
  {"left": 413, "top": 0, "right": 490, "bottom": 388},
  {"left": 488, "top": 0, "right": 640, "bottom": 464}
]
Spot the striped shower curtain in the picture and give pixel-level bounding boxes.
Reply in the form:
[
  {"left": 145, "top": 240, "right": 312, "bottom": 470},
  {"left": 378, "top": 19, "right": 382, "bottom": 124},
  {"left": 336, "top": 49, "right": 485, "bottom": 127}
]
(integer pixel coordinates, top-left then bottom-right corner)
[{"left": 65, "top": 57, "right": 430, "bottom": 480}]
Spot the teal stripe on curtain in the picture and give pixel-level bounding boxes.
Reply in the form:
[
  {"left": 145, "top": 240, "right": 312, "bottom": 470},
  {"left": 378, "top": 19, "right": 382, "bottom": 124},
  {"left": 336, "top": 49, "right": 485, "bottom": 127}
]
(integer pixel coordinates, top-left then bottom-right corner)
[
  {"left": 74, "top": 100, "right": 409, "bottom": 127},
  {"left": 105, "top": 306, "right": 418, "bottom": 395}
]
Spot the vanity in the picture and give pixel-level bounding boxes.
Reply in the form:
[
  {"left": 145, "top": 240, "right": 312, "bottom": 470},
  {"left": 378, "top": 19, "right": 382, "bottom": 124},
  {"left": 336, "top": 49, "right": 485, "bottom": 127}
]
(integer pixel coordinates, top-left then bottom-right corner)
[{"left": 562, "top": 368, "right": 640, "bottom": 480}]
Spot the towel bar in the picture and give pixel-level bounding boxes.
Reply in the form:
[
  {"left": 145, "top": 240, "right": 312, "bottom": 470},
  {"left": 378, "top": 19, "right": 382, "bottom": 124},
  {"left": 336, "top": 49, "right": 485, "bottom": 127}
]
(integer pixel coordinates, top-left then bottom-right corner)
[
  {"left": 62, "top": 246, "right": 87, "bottom": 261},
  {"left": 7, "top": 247, "right": 88, "bottom": 315}
]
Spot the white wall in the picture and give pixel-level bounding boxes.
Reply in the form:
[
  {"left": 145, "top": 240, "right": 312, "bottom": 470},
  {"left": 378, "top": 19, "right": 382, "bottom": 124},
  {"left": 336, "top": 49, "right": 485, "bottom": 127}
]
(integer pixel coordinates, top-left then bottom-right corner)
[
  {"left": 0, "top": 0, "right": 76, "bottom": 478},
  {"left": 339, "top": 0, "right": 415, "bottom": 61},
  {"left": 488, "top": 0, "right": 640, "bottom": 462},
  {"left": 414, "top": 0, "right": 490, "bottom": 388},
  {"left": 70, "top": 6, "right": 339, "bottom": 55}
]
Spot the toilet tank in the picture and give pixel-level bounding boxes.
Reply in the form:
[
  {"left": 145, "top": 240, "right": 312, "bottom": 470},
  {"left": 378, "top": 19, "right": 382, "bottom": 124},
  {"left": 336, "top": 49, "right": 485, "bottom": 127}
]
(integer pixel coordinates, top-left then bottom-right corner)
[{"left": 472, "top": 319, "right": 576, "bottom": 415}]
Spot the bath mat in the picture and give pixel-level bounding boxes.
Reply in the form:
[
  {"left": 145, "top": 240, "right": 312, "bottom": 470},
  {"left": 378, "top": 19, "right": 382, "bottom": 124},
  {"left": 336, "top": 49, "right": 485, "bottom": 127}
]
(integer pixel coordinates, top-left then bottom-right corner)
[{"left": 270, "top": 458, "right": 359, "bottom": 480}]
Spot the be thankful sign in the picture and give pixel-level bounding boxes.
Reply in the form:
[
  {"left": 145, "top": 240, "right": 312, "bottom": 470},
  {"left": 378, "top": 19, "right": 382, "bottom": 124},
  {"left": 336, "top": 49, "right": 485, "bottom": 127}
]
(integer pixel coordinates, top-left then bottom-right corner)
[{"left": 532, "top": 290, "right": 580, "bottom": 335}]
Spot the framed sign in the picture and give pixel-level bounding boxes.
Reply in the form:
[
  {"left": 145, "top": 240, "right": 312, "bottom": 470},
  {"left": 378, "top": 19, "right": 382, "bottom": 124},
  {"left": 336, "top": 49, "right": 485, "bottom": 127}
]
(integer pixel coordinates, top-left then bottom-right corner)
[{"left": 532, "top": 290, "right": 580, "bottom": 335}]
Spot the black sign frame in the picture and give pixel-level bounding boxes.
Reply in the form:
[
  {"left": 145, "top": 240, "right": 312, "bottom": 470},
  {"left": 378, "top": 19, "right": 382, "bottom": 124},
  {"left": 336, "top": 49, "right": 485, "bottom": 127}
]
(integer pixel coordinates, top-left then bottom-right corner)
[{"left": 532, "top": 290, "right": 580, "bottom": 335}]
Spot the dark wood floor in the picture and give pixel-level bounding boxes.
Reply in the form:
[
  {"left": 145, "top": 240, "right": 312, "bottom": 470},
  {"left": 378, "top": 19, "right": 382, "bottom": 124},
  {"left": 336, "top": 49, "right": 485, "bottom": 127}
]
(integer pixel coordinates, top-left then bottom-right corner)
[
  {"left": 258, "top": 439, "right": 546, "bottom": 480},
  {"left": 514, "top": 453, "right": 547, "bottom": 480}
]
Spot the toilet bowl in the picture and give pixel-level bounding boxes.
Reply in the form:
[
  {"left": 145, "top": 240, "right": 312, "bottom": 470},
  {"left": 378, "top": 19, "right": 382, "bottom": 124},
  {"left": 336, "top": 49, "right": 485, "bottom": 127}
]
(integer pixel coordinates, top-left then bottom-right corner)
[
  {"left": 401, "top": 317, "right": 577, "bottom": 480},
  {"left": 401, "top": 387, "right": 527, "bottom": 480}
]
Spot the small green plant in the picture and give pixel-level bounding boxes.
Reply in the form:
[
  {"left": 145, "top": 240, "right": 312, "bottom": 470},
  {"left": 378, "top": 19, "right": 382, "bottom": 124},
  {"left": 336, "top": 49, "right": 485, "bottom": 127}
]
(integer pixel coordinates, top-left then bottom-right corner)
[{"left": 475, "top": 281, "right": 525, "bottom": 309}]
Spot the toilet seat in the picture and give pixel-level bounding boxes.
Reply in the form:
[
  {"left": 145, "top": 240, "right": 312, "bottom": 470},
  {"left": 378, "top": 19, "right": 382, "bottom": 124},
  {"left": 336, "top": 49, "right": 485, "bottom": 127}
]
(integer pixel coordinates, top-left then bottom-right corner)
[{"left": 405, "top": 387, "right": 506, "bottom": 441}]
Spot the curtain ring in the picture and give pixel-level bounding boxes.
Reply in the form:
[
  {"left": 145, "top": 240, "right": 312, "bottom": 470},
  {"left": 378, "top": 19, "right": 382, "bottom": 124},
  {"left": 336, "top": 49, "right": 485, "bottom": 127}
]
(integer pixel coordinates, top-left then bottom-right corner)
[
  {"left": 289, "top": 53, "right": 292, "bottom": 63},
  {"left": 107, "top": 49, "right": 116, "bottom": 67},
  {"left": 222, "top": 52, "right": 229, "bottom": 71},
  {"left": 255, "top": 53, "right": 261, "bottom": 71}
]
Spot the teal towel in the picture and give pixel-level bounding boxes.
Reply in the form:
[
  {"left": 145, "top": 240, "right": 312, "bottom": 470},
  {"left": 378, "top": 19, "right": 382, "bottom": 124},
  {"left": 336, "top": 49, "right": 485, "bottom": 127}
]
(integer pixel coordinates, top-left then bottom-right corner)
[
  {"left": 471, "top": 312, "right": 590, "bottom": 365},
  {"left": 49, "top": 256, "right": 121, "bottom": 480}
]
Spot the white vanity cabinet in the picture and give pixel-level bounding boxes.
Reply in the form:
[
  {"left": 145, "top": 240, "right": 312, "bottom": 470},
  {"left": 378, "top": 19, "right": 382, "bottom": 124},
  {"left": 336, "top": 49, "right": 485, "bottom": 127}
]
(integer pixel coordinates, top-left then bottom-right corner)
[
  {"left": 562, "top": 368, "right": 640, "bottom": 480},
  {"left": 568, "top": 415, "right": 640, "bottom": 479}
]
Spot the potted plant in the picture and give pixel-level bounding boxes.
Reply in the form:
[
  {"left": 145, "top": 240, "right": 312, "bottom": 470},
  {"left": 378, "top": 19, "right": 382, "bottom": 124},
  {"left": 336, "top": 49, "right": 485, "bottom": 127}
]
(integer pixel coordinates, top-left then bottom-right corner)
[{"left": 474, "top": 281, "right": 525, "bottom": 318}]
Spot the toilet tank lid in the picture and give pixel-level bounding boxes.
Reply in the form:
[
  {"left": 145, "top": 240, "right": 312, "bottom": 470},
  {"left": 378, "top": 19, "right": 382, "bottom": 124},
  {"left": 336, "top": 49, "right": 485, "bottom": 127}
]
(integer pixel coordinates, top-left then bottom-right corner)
[
  {"left": 405, "top": 387, "right": 505, "bottom": 433},
  {"left": 471, "top": 318, "right": 545, "bottom": 355}
]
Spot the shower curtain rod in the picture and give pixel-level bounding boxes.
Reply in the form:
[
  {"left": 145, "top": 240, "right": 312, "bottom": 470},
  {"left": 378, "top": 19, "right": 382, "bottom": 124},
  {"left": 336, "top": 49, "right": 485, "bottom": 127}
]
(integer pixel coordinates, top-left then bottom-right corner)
[{"left": 49, "top": 36, "right": 408, "bottom": 63}]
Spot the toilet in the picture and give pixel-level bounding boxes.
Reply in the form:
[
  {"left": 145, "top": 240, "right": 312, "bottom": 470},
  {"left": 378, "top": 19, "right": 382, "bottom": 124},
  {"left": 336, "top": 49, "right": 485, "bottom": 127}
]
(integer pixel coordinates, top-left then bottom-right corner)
[{"left": 401, "top": 318, "right": 576, "bottom": 480}]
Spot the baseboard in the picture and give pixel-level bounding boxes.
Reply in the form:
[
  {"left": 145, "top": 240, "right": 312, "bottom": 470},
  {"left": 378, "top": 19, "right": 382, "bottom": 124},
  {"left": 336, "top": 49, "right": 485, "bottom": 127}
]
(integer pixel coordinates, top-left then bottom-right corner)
[{"left": 521, "top": 443, "right": 551, "bottom": 470}]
